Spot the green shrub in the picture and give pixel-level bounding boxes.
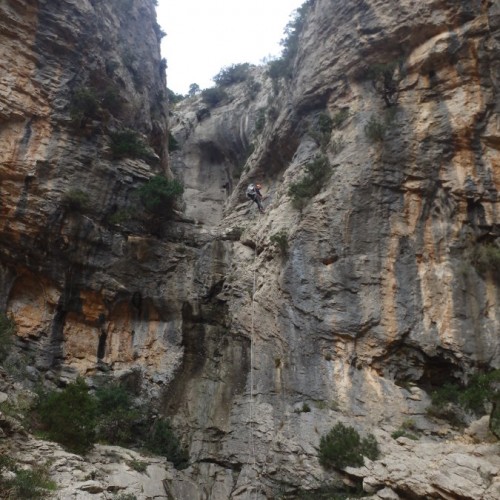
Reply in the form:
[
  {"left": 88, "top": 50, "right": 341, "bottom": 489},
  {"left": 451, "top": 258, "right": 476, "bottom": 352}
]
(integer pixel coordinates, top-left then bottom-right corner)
[
  {"left": 100, "top": 85, "right": 123, "bottom": 115},
  {"left": 70, "top": 85, "right": 123, "bottom": 125},
  {"left": 245, "top": 77, "right": 261, "bottom": 100},
  {"left": 427, "top": 370, "right": 500, "bottom": 426},
  {"left": 114, "top": 495, "right": 137, "bottom": 500},
  {"left": 128, "top": 459, "right": 147, "bottom": 473},
  {"left": 137, "top": 175, "right": 184, "bottom": 216},
  {"left": 201, "top": 87, "right": 228, "bottom": 107},
  {"left": 310, "top": 113, "right": 333, "bottom": 151},
  {"left": 0, "top": 462, "right": 57, "bottom": 499},
  {"left": 288, "top": 156, "right": 331, "bottom": 210},
  {"left": 317, "top": 113, "right": 333, "bottom": 135},
  {"left": 364, "top": 60, "right": 403, "bottom": 107},
  {"left": 36, "top": 377, "right": 97, "bottom": 454},
  {"left": 270, "top": 230, "right": 289, "bottom": 255},
  {"left": 287, "top": 482, "right": 365, "bottom": 500},
  {"left": 70, "top": 87, "right": 99, "bottom": 124},
  {"left": 168, "top": 132, "right": 180, "bottom": 152},
  {"left": 62, "top": 189, "right": 90, "bottom": 212},
  {"left": 213, "top": 63, "right": 251, "bottom": 87},
  {"left": 0, "top": 312, "right": 16, "bottom": 361},
  {"left": 319, "top": 422, "right": 379, "bottom": 469},
  {"left": 11, "top": 468, "right": 56, "bottom": 499},
  {"left": 364, "top": 115, "right": 386, "bottom": 142},
  {"left": 108, "top": 209, "right": 133, "bottom": 226},
  {"left": 391, "top": 429, "right": 418, "bottom": 440},
  {"left": 267, "top": 0, "right": 314, "bottom": 81},
  {"left": 391, "top": 420, "right": 419, "bottom": 440},
  {"left": 330, "top": 136, "right": 345, "bottom": 155},
  {"left": 471, "top": 243, "right": 500, "bottom": 281},
  {"left": 188, "top": 83, "right": 200, "bottom": 97},
  {"left": 490, "top": 402, "right": 500, "bottom": 439},
  {"left": 145, "top": 418, "right": 189, "bottom": 469},
  {"left": 255, "top": 108, "right": 266, "bottom": 133},
  {"left": 267, "top": 58, "right": 292, "bottom": 80},
  {"left": 331, "top": 109, "right": 349, "bottom": 129},
  {"left": 110, "top": 130, "right": 153, "bottom": 160},
  {"left": 95, "top": 383, "right": 139, "bottom": 446},
  {"left": 167, "top": 87, "right": 184, "bottom": 104}
]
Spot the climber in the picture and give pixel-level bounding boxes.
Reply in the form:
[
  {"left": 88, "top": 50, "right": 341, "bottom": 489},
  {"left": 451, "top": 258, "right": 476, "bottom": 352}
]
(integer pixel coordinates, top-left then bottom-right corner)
[{"left": 246, "top": 183, "right": 264, "bottom": 213}]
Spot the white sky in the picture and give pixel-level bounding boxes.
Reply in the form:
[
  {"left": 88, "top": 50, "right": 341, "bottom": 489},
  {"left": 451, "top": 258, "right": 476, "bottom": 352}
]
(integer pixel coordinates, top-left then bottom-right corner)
[{"left": 156, "top": 0, "right": 306, "bottom": 95}]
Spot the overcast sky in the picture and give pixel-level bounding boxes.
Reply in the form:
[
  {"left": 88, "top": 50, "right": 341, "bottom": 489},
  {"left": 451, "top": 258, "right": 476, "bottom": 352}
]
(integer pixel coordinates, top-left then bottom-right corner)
[{"left": 156, "top": 0, "right": 306, "bottom": 95}]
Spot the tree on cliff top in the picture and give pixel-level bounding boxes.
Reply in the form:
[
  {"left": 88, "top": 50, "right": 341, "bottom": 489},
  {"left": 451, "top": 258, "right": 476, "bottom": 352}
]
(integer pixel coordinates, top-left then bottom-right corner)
[{"left": 267, "top": 0, "right": 315, "bottom": 80}]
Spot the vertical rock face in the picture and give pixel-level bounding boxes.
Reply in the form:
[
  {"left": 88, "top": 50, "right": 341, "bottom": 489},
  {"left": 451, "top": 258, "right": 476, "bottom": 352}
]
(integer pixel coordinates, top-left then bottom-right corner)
[
  {"left": 167, "top": 0, "right": 500, "bottom": 497},
  {"left": 0, "top": 0, "right": 172, "bottom": 379},
  {"left": 1, "top": 0, "right": 500, "bottom": 498}
]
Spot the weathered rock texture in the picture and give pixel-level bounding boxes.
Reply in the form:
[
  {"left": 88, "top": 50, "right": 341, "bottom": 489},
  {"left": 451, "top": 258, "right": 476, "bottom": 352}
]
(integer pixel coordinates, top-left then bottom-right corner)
[
  {"left": 0, "top": 0, "right": 171, "bottom": 382},
  {"left": 1, "top": 0, "right": 500, "bottom": 498}
]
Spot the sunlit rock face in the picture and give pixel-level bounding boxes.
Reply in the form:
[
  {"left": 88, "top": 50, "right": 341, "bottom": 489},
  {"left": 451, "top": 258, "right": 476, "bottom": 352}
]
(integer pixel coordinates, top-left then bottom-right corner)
[
  {"left": 1, "top": 0, "right": 500, "bottom": 498},
  {"left": 167, "top": 0, "right": 500, "bottom": 497}
]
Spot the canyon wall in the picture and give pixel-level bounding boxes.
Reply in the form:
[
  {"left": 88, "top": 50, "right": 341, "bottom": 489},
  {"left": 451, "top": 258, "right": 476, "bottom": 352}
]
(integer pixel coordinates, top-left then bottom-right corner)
[{"left": 1, "top": 0, "right": 500, "bottom": 498}]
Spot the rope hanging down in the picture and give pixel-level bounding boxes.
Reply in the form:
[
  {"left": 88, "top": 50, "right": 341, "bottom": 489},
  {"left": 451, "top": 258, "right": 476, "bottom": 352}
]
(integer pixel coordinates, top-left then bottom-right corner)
[{"left": 249, "top": 245, "right": 257, "bottom": 492}]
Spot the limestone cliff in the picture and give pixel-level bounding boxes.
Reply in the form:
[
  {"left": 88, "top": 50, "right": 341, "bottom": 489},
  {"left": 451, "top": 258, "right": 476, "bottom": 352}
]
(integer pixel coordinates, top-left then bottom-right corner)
[
  {"left": 1, "top": 0, "right": 500, "bottom": 499},
  {"left": 0, "top": 0, "right": 171, "bottom": 382}
]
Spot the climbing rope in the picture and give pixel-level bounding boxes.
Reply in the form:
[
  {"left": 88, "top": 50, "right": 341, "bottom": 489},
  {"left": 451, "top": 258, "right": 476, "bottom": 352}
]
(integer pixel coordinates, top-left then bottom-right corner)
[{"left": 249, "top": 245, "right": 258, "bottom": 496}]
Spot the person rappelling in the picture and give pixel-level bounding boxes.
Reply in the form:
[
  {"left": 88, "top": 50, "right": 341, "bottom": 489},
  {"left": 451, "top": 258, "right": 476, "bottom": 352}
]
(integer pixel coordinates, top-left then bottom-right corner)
[{"left": 246, "top": 183, "right": 265, "bottom": 213}]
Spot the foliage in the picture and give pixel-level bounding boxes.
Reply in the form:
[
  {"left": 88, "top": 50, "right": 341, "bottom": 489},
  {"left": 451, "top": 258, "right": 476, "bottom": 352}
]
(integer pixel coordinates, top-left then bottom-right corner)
[
  {"left": 267, "top": 0, "right": 314, "bottom": 80},
  {"left": 364, "top": 60, "right": 404, "bottom": 107},
  {"left": 364, "top": 115, "right": 386, "bottom": 142},
  {"left": 267, "top": 58, "right": 292, "bottom": 81},
  {"left": 36, "top": 378, "right": 97, "bottom": 454},
  {"left": 0, "top": 459, "right": 57, "bottom": 499},
  {"left": 70, "top": 84, "right": 123, "bottom": 126},
  {"left": 168, "top": 132, "right": 180, "bottom": 152},
  {"left": 128, "top": 460, "right": 147, "bottom": 473},
  {"left": 137, "top": 175, "right": 184, "bottom": 216},
  {"left": 70, "top": 87, "right": 99, "bottom": 123},
  {"left": 0, "top": 312, "right": 16, "bottom": 362},
  {"left": 330, "top": 137, "right": 345, "bottom": 155},
  {"left": 245, "top": 77, "right": 261, "bottom": 100},
  {"left": 145, "top": 418, "right": 189, "bottom": 469},
  {"left": 153, "top": 22, "right": 166, "bottom": 40},
  {"left": 300, "top": 403, "right": 311, "bottom": 413},
  {"left": 113, "top": 495, "right": 137, "bottom": 500},
  {"left": 391, "top": 429, "right": 419, "bottom": 440},
  {"left": 108, "top": 209, "right": 133, "bottom": 226},
  {"left": 471, "top": 243, "right": 500, "bottom": 282},
  {"left": 255, "top": 108, "right": 266, "bottom": 134},
  {"left": 213, "top": 63, "right": 251, "bottom": 87},
  {"left": 110, "top": 130, "right": 153, "bottom": 160},
  {"left": 270, "top": 230, "right": 289, "bottom": 255},
  {"left": 288, "top": 156, "right": 331, "bottom": 210},
  {"left": 167, "top": 87, "right": 184, "bottom": 104},
  {"left": 201, "top": 87, "right": 228, "bottom": 107},
  {"left": 391, "top": 420, "right": 419, "bottom": 440},
  {"left": 427, "top": 370, "right": 500, "bottom": 426},
  {"left": 309, "top": 113, "right": 333, "bottom": 151},
  {"left": 100, "top": 85, "right": 123, "bottom": 115},
  {"left": 62, "top": 189, "right": 90, "bottom": 212},
  {"left": 490, "top": 402, "right": 500, "bottom": 439},
  {"left": 188, "top": 83, "right": 200, "bottom": 97},
  {"left": 95, "top": 383, "right": 139, "bottom": 446},
  {"left": 291, "top": 484, "right": 365, "bottom": 500},
  {"left": 319, "top": 422, "right": 379, "bottom": 469},
  {"left": 331, "top": 109, "right": 349, "bottom": 129}
]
